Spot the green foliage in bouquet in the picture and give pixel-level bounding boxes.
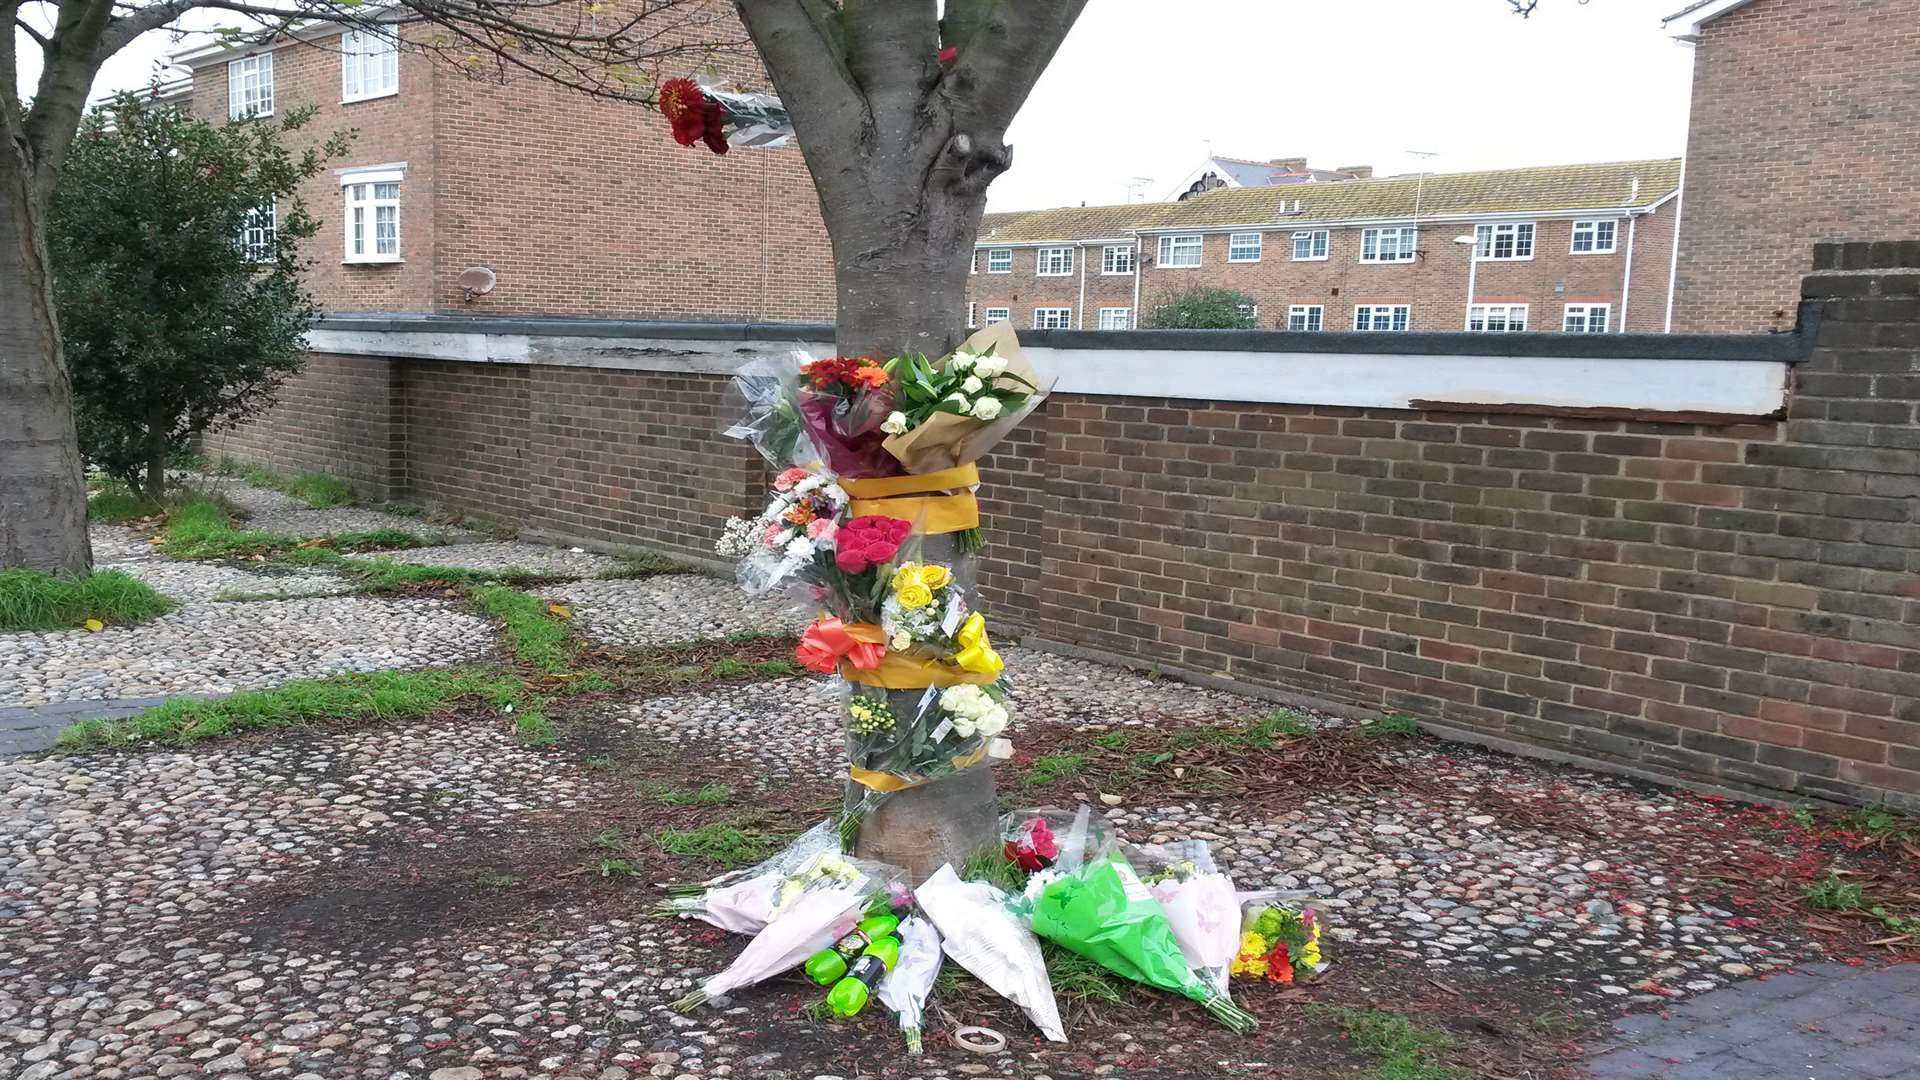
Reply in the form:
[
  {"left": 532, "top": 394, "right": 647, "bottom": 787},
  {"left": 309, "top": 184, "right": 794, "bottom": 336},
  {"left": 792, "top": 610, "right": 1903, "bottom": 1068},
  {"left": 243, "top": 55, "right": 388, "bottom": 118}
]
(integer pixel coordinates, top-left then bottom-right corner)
[{"left": 882, "top": 347, "right": 1037, "bottom": 432}]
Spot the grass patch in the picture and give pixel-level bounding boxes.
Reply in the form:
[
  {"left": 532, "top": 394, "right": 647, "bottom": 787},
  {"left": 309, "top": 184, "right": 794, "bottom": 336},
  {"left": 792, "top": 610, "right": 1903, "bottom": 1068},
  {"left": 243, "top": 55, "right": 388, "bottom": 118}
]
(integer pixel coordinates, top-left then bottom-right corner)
[
  {"left": 603, "top": 548, "right": 697, "bottom": 579},
  {"left": 236, "top": 462, "right": 356, "bottom": 508},
  {"left": 88, "top": 487, "right": 163, "bottom": 523},
  {"left": 0, "top": 569, "right": 175, "bottom": 631},
  {"left": 160, "top": 495, "right": 294, "bottom": 558},
  {"left": 55, "top": 668, "right": 520, "bottom": 751},
  {"left": 1307, "top": 1004, "right": 1472, "bottom": 1080},
  {"left": 651, "top": 782, "right": 736, "bottom": 807},
  {"left": 1363, "top": 713, "right": 1422, "bottom": 738},
  {"left": 1023, "top": 752, "right": 1090, "bottom": 787},
  {"left": 958, "top": 844, "right": 1029, "bottom": 892},
  {"left": 467, "top": 583, "right": 576, "bottom": 673},
  {"left": 327, "top": 527, "right": 433, "bottom": 552},
  {"left": 511, "top": 698, "right": 557, "bottom": 747},
  {"left": 1167, "top": 709, "right": 1313, "bottom": 753},
  {"left": 1043, "top": 942, "right": 1133, "bottom": 1005},
  {"left": 654, "top": 822, "right": 780, "bottom": 868}
]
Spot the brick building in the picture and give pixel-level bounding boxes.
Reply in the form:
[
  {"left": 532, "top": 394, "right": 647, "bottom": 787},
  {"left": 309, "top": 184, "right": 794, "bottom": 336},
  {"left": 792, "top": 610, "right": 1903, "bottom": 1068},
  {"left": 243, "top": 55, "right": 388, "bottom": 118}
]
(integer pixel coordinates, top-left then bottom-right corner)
[
  {"left": 968, "top": 159, "right": 1680, "bottom": 335},
  {"left": 170, "top": 20, "right": 834, "bottom": 322},
  {"left": 1665, "top": 0, "right": 1920, "bottom": 332}
]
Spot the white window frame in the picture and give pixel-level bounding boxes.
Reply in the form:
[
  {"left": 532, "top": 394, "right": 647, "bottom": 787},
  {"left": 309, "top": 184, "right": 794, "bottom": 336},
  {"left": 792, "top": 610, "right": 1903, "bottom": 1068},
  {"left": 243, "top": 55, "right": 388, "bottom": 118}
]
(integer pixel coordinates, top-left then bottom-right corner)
[
  {"left": 1101, "top": 244, "right": 1136, "bottom": 275},
  {"left": 1570, "top": 219, "right": 1619, "bottom": 255},
  {"left": 1468, "top": 303, "right": 1529, "bottom": 332},
  {"left": 341, "top": 29, "right": 400, "bottom": 103},
  {"left": 1097, "top": 306, "right": 1132, "bottom": 330},
  {"left": 1157, "top": 234, "right": 1202, "bottom": 268},
  {"left": 227, "top": 53, "right": 274, "bottom": 119},
  {"left": 1286, "top": 305, "right": 1323, "bottom": 332},
  {"left": 985, "top": 248, "right": 1012, "bottom": 274},
  {"left": 1292, "top": 230, "right": 1329, "bottom": 261},
  {"left": 967, "top": 302, "right": 976, "bottom": 328},
  {"left": 1474, "top": 221, "right": 1536, "bottom": 261},
  {"left": 339, "top": 166, "right": 405, "bottom": 264},
  {"left": 1359, "top": 226, "right": 1417, "bottom": 264},
  {"left": 1563, "top": 303, "right": 1611, "bottom": 333},
  {"left": 1227, "top": 232, "right": 1263, "bottom": 263},
  {"left": 1032, "top": 307, "right": 1073, "bottom": 330},
  {"left": 1036, "top": 246, "right": 1074, "bottom": 277},
  {"left": 983, "top": 307, "right": 1010, "bottom": 324},
  {"left": 1353, "top": 305, "right": 1411, "bottom": 332},
  {"left": 1235, "top": 302, "right": 1258, "bottom": 322},
  {"left": 238, "top": 198, "right": 277, "bottom": 262}
]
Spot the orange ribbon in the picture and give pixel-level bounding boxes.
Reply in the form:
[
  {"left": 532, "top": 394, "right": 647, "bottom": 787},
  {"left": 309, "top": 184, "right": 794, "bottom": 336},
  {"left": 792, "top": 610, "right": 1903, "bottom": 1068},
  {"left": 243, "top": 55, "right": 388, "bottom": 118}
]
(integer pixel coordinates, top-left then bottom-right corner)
[{"left": 796, "top": 618, "right": 887, "bottom": 674}]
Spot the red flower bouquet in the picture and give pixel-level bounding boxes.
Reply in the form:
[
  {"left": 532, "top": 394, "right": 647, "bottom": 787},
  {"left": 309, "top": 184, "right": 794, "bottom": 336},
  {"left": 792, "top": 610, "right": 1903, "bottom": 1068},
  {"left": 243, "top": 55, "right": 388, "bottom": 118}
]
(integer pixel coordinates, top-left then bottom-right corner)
[
  {"left": 798, "top": 357, "right": 901, "bottom": 478},
  {"left": 833, "top": 516, "right": 910, "bottom": 574},
  {"left": 658, "top": 78, "right": 731, "bottom": 155},
  {"left": 1004, "top": 816, "right": 1059, "bottom": 872}
]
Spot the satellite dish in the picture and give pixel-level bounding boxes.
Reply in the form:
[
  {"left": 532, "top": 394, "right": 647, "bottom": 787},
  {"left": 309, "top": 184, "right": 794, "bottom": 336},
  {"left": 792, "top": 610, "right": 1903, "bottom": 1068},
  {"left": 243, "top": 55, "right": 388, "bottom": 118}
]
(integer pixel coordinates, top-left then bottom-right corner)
[{"left": 458, "top": 266, "right": 497, "bottom": 302}]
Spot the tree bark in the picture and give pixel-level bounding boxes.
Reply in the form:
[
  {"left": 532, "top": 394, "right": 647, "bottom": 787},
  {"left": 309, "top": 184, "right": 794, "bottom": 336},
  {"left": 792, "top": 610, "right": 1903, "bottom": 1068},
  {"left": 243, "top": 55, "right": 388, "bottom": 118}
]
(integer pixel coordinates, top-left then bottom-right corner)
[{"left": 0, "top": 138, "right": 93, "bottom": 574}]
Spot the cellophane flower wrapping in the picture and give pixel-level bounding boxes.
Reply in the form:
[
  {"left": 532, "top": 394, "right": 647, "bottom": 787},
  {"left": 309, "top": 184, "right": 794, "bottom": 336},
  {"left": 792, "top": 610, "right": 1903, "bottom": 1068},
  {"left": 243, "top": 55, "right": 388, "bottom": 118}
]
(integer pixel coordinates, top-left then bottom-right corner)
[
  {"left": 702, "top": 85, "right": 795, "bottom": 148},
  {"left": 671, "top": 852, "right": 904, "bottom": 1011},
  {"left": 1233, "top": 888, "right": 1332, "bottom": 985},
  {"left": 797, "top": 356, "right": 904, "bottom": 479},
  {"left": 999, "top": 805, "right": 1114, "bottom": 877},
  {"left": 916, "top": 864, "right": 1066, "bottom": 1043},
  {"left": 876, "top": 915, "right": 943, "bottom": 1054},
  {"left": 1128, "top": 840, "right": 1241, "bottom": 999},
  {"left": 723, "top": 350, "right": 817, "bottom": 470},
  {"left": 1024, "top": 850, "right": 1255, "bottom": 1033},
  {"left": 654, "top": 819, "right": 840, "bottom": 933}
]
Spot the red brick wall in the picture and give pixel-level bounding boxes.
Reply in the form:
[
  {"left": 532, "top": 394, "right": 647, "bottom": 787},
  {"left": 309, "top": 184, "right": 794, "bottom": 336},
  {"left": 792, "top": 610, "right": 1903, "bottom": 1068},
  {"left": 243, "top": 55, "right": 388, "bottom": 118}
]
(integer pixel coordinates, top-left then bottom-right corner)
[
  {"left": 203, "top": 353, "right": 402, "bottom": 499},
  {"left": 402, "top": 362, "right": 531, "bottom": 522},
  {"left": 968, "top": 213, "right": 1677, "bottom": 334},
  {"left": 213, "top": 246, "right": 1919, "bottom": 808},
  {"left": 1672, "top": 0, "right": 1920, "bottom": 332}
]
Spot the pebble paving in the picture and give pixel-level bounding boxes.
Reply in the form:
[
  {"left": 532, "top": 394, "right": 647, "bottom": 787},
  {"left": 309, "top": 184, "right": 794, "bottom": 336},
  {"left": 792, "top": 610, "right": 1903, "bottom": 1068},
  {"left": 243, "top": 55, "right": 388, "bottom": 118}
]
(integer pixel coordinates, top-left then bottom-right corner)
[
  {"left": 544, "top": 576, "right": 807, "bottom": 647},
  {"left": 399, "top": 542, "right": 619, "bottom": 579}
]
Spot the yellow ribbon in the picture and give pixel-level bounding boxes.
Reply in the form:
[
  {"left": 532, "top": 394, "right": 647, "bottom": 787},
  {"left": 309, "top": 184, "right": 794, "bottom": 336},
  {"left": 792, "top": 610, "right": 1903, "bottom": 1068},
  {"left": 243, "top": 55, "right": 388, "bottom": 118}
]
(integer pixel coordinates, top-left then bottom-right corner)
[
  {"left": 840, "top": 464, "right": 980, "bottom": 499},
  {"left": 849, "top": 743, "right": 991, "bottom": 792},
  {"left": 840, "top": 652, "right": 998, "bottom": 689},
  {"left": 952, "top": 612, "right": 1003, "bottom": 676},
  {"left": 842, "top": 465, "right": 982, "bottom": 536}
]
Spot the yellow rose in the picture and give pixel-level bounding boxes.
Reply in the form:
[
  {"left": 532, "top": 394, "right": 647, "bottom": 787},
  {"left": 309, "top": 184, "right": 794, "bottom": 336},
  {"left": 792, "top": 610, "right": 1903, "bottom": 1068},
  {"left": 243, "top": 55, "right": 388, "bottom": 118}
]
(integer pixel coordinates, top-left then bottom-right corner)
[
  {"left": 896, "top": 582, "right": 934, "bottom": 610},
  {"left": 890, "top": 563, "right": 920, "bottom": 591},
  {"left": 916, "top": 564, "right": 953, "bottom": 590}
]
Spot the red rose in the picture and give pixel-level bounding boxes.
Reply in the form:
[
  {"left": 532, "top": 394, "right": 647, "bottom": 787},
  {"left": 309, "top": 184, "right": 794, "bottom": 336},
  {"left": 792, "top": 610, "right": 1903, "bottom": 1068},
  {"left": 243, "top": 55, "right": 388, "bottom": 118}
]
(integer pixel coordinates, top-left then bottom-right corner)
[
  {"left": 834, "top": 516, "right": 910, "bottom": 573},
  {"left": 701, "top": 98, "right": 730, "bottom": 155}
]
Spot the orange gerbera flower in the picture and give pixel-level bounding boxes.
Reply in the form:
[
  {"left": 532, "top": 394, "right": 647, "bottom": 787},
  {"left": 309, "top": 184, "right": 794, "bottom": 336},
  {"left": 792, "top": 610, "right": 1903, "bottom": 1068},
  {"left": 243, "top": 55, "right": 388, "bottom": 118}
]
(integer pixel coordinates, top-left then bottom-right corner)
[
  {"left": 849, "top": 362, "right": 892, "bottom": 389},
  {"left": 783, "top": 505, "right": 814, "bottom": 525}
]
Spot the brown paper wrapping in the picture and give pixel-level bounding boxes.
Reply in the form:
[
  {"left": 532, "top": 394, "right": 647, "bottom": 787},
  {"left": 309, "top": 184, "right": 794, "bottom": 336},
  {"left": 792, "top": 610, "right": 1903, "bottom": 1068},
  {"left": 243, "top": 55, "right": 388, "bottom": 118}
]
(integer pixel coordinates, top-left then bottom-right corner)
[{"left": 881, "top": 322, "right": 1057, "bottom": 475}]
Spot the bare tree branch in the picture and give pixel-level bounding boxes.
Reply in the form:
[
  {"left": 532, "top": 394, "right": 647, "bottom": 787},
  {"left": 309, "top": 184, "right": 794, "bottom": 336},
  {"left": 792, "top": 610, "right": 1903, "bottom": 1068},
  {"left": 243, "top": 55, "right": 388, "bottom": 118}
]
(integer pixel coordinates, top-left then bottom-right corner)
[
  {"left": 1508, "top": 0, "right": 1541, "bottom": 15},
  {"left": 735, "top": 0, "right": 866, "bottom": 156},
  {"left": 15, "top": 15, "right": 49, "bottom": 48}
]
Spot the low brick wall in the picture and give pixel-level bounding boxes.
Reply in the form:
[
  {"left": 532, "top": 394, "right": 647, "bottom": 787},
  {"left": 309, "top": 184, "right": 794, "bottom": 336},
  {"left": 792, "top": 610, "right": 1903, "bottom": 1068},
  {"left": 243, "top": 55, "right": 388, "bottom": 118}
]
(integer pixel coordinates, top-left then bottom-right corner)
[
  {"left": 206, "top": 353, "right": 403, "bottom": 499},
  {"left": 219, "top": 247, "right": 1920, "bottom": 808}
]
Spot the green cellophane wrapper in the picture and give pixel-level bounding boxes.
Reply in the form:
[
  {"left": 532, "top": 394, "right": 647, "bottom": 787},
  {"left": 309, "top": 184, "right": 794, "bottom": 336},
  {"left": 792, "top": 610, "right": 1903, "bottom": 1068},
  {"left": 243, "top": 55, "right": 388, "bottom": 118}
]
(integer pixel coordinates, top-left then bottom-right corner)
[{"left": 1027, "top": 852, "right": 1256, "bottom": 1033}]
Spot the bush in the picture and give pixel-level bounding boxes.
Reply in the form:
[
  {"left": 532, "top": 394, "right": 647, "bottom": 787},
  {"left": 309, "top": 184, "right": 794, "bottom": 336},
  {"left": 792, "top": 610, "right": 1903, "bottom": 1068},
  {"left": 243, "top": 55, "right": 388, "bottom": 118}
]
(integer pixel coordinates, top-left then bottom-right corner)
[{"left": 1139, "top": 287, "right": 1261, "bottom": 330}]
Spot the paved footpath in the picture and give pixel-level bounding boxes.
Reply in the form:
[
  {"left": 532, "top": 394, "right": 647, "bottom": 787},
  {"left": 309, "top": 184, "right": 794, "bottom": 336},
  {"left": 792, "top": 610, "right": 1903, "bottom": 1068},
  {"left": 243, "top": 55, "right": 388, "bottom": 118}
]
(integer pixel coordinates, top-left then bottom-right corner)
[
  {"left": 1585, "top": 962, "right": 1920, "bottom": 1079},
  {"left": 0, "top": 697, "right": 202, "bottom": 755}
]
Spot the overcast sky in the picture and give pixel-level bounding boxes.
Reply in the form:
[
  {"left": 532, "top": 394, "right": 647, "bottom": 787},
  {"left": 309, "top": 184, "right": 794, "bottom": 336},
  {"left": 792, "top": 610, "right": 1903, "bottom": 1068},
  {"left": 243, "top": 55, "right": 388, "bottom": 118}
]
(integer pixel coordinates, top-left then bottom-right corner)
[{"left": 19, "top": 0, "right": 1697, "bottom": 213}]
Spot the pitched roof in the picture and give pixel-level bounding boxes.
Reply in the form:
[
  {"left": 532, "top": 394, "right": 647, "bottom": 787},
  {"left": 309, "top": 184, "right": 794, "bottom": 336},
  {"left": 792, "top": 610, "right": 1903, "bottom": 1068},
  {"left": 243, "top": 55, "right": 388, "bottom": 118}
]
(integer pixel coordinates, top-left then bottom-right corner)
[
  {"left": 978, "top": 158, "right": 1682, "bottom": 244},
  {"left": 1210, "top": 156, "right": 1355, "bottom": 187}
]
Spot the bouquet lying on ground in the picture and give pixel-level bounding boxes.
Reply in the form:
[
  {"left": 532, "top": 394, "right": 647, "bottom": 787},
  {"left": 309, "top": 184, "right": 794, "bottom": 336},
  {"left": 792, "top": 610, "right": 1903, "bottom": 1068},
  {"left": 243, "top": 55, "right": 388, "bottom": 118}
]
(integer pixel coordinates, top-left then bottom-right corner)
[
  {"left": 876, "top": 914, "right": 944, "bottom": 1054},
  {"left": 1130, "top": 840, "right": 1242, "bottom": 1000},
  {"left": 1233, "top": 890, "right": 1330, "bottom": 985},
  {"left": 1020, "top": 809, "right": 1255, "bottom": 1033},
  {"left": 654, "top": 820, "right": 840, "bottom": 934},
  {"left": 671, "top": 851, "right": 903, "bottom": 1011},
  {"left": 917, "top": 863, "right": 1066, "bottom": 1042}
]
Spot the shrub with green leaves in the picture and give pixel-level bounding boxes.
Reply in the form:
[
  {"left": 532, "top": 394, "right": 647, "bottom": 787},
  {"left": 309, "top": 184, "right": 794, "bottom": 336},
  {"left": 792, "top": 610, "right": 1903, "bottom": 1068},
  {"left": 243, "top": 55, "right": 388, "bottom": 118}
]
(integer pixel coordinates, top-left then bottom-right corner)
[{"left": 1139, "top": 286, "right": 1261, "bottom": 330}]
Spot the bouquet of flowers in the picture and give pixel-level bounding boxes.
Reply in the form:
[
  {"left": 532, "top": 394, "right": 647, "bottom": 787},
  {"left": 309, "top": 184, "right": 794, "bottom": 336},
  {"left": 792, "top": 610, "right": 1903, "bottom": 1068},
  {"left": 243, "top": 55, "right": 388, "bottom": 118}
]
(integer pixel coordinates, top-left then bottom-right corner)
[
  {"left": 657, "top": 78, "right": 794, "bottom": 154},
  {"left": 654, "top": 821, "right": 840, "bottom": 934},
  {"left": 671, "top": 851, "right": 903, "bottom": 1011},
  {"left": 1024, "top": 849, "right": 1256, "bottom": 1033},
  {"left": 876, "top": 914, "right": 944, "bottom": 1054},
  {"left": 1129, "top": 840, "right": 1242, "bottom": 999},
  {"left": 716, "top": 466, "right": 850, "bottom": 595},
  {"left": 1232, "top": 891, "right": 1329, "bottom": 986},
  {"left": 880, "top": 324, "right": 1054, "bottom": 474},
  {"left": 797, "top": 355, "right": 902, "bottom": 479},
  {"left": 917, "top": 863, "right": 1066, "bottom": 1043}
]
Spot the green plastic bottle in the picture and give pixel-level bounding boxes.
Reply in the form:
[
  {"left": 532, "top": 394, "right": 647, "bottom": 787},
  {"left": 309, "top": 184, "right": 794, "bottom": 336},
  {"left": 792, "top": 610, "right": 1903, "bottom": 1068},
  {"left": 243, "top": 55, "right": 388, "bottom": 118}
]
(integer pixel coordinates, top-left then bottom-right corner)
[
  {"left": 802, "top": 915, "right": 900, "bottom": 985},
  {"left": 826, "top": 935, "right": 902, "bottom": 1017}
]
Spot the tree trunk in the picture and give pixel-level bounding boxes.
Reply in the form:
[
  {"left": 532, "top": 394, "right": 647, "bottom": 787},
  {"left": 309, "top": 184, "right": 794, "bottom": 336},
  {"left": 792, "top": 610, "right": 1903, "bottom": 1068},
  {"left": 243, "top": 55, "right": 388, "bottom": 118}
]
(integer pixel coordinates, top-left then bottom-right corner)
[
  {"left": 0, "top": 142, "right": 93, "bottom": 575},
  {"left": 143, "top": 409, "right": 171, "bottom": 502}
]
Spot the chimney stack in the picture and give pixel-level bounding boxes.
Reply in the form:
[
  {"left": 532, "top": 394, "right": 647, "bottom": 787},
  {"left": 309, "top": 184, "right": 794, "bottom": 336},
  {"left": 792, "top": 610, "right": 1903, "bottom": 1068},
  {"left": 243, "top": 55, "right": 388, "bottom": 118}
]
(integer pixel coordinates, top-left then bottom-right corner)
[
  {"left": 1268, "top": 157, "right": 1309, "bottom": 172},
  {"left": 1337, "top": 165, "right": 1373, "bottom": 179}
]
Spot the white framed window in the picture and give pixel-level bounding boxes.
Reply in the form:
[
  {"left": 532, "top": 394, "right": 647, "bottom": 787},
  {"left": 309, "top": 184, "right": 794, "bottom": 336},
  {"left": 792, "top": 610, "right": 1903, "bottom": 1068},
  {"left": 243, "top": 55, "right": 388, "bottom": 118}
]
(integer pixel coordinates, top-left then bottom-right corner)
[
  {"left": 1235, "top": 302, "right": 1258, "bottom": 322},
  {"left": 1563, "top": 303, "right": 1611, "bottom": 333},
  {"left": 227, "top": 54, "right": 274, "bottom": 119},
  {"left": 238, "top": 199, "right": 276, "bottom": 262},
  {"left": 1292, "top": 230, "right": 1329, "bottom": 261},
  {"left": 985, "top": 248, "right": 1012, "bottom": 273},
  {"left": 1097, "top": 307, "right": 1132, "bottom": 330},
  {"left": 1286, "top": 305, "right": 1323, "bottom": 332},
  {"left": 342, "top": 29, "right": 400, "bottom": 102},
  {"left": 1474, "top": 221, "right": 1535, "bottom": 261},
  {"left": 1157, "top": 234, "right": 1202, "bottom": 267},
  {"left": 1102, "top": 244, "right": 1136, "bottom": 275},
  {"left": 1360, "top": 226, "right": 1417, "bottom": 263},
  {"left": 983, "top": 307, "right": 1010, "bottom": 324},
  {"left": 1353, "top": 305, "right": 1410, "bottom": 331},
  {"left": 1571, "top": 219, "right": 1619, "bottom": 254},
  {"left": 1036, "top": 246, "right": 1074, "bottom": 276},
  {"left": 340, "top": 168, "right": 404, "bottom": 263},
  {"left": 967, "top": 302, "right": 976, "bottom": 328},
  {"left": 1469, "top": 303, "right": 1529, "bottom": 332},
  {"left": 1228, "top": 232, "right": 1263, "bottom": 263},
  {"left": 1032, "top": 307, "right": 1073, "bottom": 330}
]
